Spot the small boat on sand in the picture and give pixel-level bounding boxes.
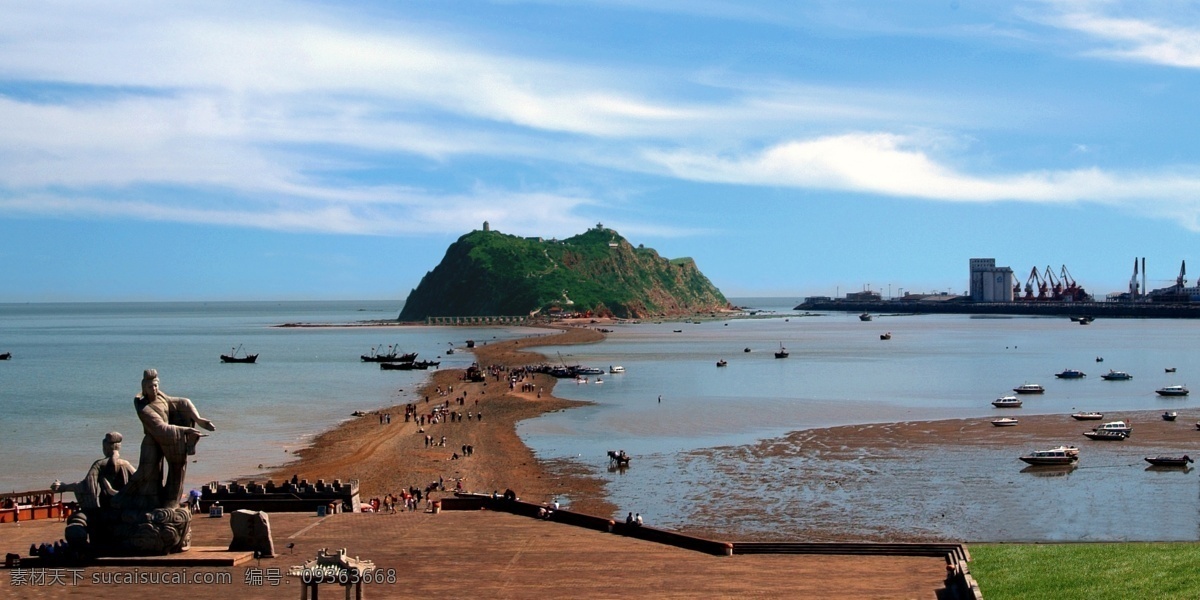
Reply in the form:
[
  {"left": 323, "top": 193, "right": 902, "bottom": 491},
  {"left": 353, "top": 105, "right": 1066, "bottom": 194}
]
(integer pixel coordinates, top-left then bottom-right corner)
[
  {"left": 991, "top": 417, "right": 1019, "bottom": 427},
  {"left": 1157, "top": 385, "right": 1190, "bottom": 397},
  {"left": 1071, "top": 412, "right": 1104, "bottom": 421},
  {"left": 993, "top": 396, "right": 1022, "bottom": 408},
  {"left": 1163, "top": 411, "right": 1178, "bottom": 422},
  {"left": 1083, "top": 429, "right": 1127, "bottom": 441},
  {"left": 1145, "top": 455, "right": 1193, "bottom": 467},
  {"left": 1094, "top": 420, "right": 1133, "bottom": 435},
  {"left": 1019, "top": 446, "right": 1080, "bottom": 466}
]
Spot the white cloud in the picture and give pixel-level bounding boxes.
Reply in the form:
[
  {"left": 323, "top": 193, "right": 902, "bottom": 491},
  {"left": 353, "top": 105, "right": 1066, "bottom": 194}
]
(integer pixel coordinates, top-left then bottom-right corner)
[
  {"left": 1039, "top": 2, "right": 1200, "bottom": 69},
  {"left": 644, "top": 132, "right": 1200, "bottom": 227}
]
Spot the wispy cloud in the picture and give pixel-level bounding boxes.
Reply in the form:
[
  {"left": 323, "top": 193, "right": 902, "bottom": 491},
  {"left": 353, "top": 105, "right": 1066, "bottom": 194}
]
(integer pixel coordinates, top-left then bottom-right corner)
[
  {"left": 1037, "top": 1, "right": 1200, "bottom": 69},
  {"left": 644, "top": 132, "right": 1200, "bottom": 228}
]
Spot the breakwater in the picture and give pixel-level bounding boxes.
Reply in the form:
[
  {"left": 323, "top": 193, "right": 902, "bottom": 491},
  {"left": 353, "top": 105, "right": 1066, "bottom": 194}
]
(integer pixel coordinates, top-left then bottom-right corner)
[{"left": 796, "top": 299, "right": 1200, "bottom": 319}]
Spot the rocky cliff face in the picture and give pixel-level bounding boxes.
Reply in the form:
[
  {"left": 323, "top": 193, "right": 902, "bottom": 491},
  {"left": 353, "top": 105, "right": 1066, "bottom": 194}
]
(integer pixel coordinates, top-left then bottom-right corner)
[{"left": 398, "top": 225, "right": 729, "bottom": 320}]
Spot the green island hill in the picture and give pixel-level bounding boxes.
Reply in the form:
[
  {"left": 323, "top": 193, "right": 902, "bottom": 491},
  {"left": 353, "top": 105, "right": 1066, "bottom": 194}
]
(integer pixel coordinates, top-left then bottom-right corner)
[{"left": 398, "top": 223, "right": 730, "bottom": 321}]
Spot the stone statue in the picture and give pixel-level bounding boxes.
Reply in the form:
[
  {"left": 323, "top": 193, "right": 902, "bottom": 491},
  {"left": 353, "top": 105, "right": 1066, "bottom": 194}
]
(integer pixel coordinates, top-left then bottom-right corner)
[
  {"left": 61, "top": 369, "right": 217, "bottom": 557},
  {"left": 114, "top": 369, "right": 216, "bottom": 511},
  {"left": 52, "top": 432, "right": 135, "bottom": 510}
]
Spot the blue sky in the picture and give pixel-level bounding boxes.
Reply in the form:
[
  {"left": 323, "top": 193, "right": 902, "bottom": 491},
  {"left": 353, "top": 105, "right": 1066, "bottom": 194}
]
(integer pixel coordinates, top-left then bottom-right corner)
[{"left": 3, "top": 0, "right": 1200, "bottom": 302}]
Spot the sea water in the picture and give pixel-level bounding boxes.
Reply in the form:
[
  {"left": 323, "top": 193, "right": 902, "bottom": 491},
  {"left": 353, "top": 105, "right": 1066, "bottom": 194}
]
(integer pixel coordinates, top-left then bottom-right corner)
[
  {"left": 0, "top": 301, "right": 534, "bottom": 495},
  {"left": 5, "top": 299, "right": 1200, "bottom": 541},
  {"left": 520, "top": 300, "right": 1200, "bottom": 541}
]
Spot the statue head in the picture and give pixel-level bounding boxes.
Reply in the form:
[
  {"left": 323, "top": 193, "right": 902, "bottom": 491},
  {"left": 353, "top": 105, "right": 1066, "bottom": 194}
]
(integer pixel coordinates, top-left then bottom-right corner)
[
  {"left": 141, "top": 369, "right": 159, "bottom": 399},
  {"left": 103, "top": 432, "right": 123, "bottom": 458}
]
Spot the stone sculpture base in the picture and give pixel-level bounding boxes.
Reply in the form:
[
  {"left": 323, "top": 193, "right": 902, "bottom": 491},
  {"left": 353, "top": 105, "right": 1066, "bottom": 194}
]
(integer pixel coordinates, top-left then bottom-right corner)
[{"left": 65, "top": 507, "right": 192, "bottom": 557}]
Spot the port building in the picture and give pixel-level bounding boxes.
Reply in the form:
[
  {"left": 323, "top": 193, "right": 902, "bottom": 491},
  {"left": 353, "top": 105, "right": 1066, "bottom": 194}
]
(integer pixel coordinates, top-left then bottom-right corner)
[{"left": 969, "top": 258, "right": 1014, "bottom": 302}]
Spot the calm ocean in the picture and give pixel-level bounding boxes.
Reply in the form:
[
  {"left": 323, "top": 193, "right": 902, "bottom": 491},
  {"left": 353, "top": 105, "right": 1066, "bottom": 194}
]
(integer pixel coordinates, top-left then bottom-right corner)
[
  {"left": 4, "top": 299, "right": 1199, "bottom": 541},
  {"left": 0, "top": 300, "right": 533, "bottom": 495},
  {"left": 519, "top": 299, "right": 1200, "bottom": 542}
]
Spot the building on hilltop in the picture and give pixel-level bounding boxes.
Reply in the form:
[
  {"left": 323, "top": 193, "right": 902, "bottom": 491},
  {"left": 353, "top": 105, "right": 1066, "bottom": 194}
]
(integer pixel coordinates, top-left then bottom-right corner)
[{"left": 969, "top": 258, "right": 1014, "bottom": 302}]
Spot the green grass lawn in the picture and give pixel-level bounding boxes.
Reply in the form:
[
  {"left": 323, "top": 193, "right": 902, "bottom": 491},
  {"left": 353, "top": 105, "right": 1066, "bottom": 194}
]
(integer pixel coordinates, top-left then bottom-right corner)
[{"left": 971, "top": 543, "right": 1200, "bottom": 599}]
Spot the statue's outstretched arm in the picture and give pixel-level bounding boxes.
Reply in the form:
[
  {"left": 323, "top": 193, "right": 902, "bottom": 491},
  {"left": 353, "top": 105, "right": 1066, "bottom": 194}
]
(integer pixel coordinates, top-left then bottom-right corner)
[{"left": 170, "top": 396, "right": 216, "bottom": 432}]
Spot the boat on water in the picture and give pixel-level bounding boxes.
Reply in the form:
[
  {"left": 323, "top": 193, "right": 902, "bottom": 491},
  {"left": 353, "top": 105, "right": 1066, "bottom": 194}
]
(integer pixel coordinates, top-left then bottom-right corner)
[
  {"left": 992, "top": 396, "right": 1022, "bottom": 408},
  {"left": 1100, "top": 370, "right": 1133, "bottom": 381},
  {"left": 1019, "top": 446, "right": 1080, "bottom": 466},
  {"left": 1012, "top": 383, "right": 1045, "bottom": 394},
  {"left": 220, "top": 344, "right": 258, "bottom": 364},
  {"left": 774, "top": 344, "right": 789, "bottom": 359},
  {"left": 880, "top": 332, "right": 891, "bottom": 340},
  {"left": 1157, "top": 385, "right": 1190, "bottom": 397},
  {"left": 380, "top": 360, "right": 441, "bottom": 370},
  {"left": 1070, "top": 412, "right": 1104, "bottom": 420},
  {"left": 743, "top": 347, "right": 751, "bottom": 353},
  {"left": 1145, "top": 455, "right": 1193, "bottom": 467},
  {"left": 608, "top": 365, "right": 625, "bottom": 374},
  {"left": 716, "top": 360, "right": 727, "bottom": 367},
  {"left": 0, "top": 352, "right": 10, "bottom": 360},
  {"left": 361, "top": 346, "right": 417, "bottom": 363},
  {"left": 1163, "top": 411, "right": 1178, "bottom": 421},
  {"left": 859, "top": 313, "right": 873, "bottom": 322},
  {"left": 576, "top": 366, "right": 605, "bottom": 375},
  {"left": 1166, "top": 367, "right": 1177, "bottom": 373},
  {"left": 1055, "top": 369, "right": 1086, "bottom": 379},
  {"left": 992, "top": 417, "right": 1019, "bottom": 427},
  {"left": 1069, "top": 315, "right": 1095, "bottom": 324},
  {"left": 1083, "top": 429, "right": 1127, "bottom": 441}
]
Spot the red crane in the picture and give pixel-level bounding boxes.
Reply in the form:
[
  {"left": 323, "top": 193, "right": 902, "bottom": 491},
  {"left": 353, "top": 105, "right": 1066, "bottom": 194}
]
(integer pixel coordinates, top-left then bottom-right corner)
[{"left": 1044, "top": 266, "right": 1062, "bottom": 299}]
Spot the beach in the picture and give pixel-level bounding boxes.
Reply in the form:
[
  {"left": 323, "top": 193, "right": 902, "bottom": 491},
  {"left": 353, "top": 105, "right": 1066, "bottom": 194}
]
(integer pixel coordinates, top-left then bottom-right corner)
[{"left": 266, "top": 325, "right": 619, "bottom": 518}]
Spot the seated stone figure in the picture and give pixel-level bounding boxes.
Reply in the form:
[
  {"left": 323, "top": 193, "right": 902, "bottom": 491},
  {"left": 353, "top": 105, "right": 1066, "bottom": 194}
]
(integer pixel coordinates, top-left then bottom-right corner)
[{"left": 52, "top": 432, "right": 136, "bottom": 554}]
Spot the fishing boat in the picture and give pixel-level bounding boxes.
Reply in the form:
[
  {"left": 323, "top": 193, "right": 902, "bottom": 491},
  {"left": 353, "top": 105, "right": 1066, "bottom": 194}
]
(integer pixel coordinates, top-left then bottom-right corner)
[
  {"left": 1145, "top": 455, "right": 1194, "bottom": 467},
  {"left": 1156, "top": 385, "right": 1190, "bottom": 397},
  {"left": 743, "top": 347, "right": 751, "bottom": 353},
  {"left": 1166, "top": 367, "right": 1177, "bottom": 373},
  {"left": 361, "top": 346, "right": 417, "bottom": 363},
  {"left": 1082, "top": 429, "right": 1127, "bottom": 441},
  {"left": 1163, "top": 411, "right": 1178, "bottom": 421},
  {"left": 859, "top": 313, "right": 873, "bottom": 322},
  {"left": 220, "top": 344, "right": 258, "bottom": 364},
  {"left": 608, "top": 365, "right": 625, "bottom": 374},
  {"left": 992, "top": 396, "right": 1022, "bottom": 408},
  {"left": 1100, "top": 370, "right": 1133, "bottom": 381},
  {"left": 1054, "top": 369, "right": 1086, "bottom": 379},
  {"left": 880, "top": 332, "right": 891, "bottom": 340},
  {"left": 1012, "top": 383, "right": 1045, "bottom": 394},
  {"left": 774, "top": 344, "right": 789, "bottom": 359},
  {"left": 1019, "top": 446, "right": 1080, "bottom": 466},
  {"left": 0, "top": 352, "right": 10, "bottom": 360},
  {"left": 716, "top": 360, "right": 727, "bottom": 367},
  {"left": 991, "top": 417, "right": 1019, "bottom": 427},
  {"left": 1070, "top": 412, "right": 1104, "bottom": 421}
]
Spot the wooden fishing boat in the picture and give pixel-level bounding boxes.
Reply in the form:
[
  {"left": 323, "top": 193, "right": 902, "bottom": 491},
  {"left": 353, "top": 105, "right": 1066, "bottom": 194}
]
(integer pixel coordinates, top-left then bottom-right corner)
[{"left": 220, "top": 344, "right": 258, "bottom": 364}]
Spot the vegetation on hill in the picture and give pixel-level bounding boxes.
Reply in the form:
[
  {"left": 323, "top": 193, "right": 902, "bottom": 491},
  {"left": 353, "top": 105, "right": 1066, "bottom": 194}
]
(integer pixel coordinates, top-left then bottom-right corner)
[{"left": 398, "top": 223, "right": 729, "bottom": 320}]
